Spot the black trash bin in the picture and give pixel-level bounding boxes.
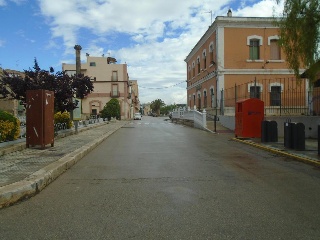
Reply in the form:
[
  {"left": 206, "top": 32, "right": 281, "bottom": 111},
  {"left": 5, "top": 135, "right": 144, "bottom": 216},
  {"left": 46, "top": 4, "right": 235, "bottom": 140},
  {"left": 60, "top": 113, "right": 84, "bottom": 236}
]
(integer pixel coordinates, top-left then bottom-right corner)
[
  {"left": 292, "top": 122, "right": 305, "bottom": 151},
  {"left": 284, "top": 122, "right": 293, "bottom": 148},
  {"left": 261, "top": 120, "right": 278, "bottom": 143},
  {"left": 318, "top": 125, "right": 320, "bottom": 155}
]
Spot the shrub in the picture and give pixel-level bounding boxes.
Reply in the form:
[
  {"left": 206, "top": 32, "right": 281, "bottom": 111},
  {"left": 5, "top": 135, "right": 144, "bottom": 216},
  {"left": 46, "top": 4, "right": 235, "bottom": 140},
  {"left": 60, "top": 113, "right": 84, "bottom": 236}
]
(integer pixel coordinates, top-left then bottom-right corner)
[
  {"left": 0, "top": 110, "right": 20, "bottom": 141},
  {"left": 100, "top": 99, "right": 121, "bottom": 120},
  {"left": 54, "top": 111, "right": 73, "bottom": 129}
]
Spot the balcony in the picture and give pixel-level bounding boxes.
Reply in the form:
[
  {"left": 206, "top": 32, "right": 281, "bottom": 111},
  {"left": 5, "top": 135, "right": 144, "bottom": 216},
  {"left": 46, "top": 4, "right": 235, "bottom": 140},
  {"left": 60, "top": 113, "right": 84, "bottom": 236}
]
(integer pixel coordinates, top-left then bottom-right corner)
[{"left": 110, "top": 91, "right": 120, "bottom": 98}]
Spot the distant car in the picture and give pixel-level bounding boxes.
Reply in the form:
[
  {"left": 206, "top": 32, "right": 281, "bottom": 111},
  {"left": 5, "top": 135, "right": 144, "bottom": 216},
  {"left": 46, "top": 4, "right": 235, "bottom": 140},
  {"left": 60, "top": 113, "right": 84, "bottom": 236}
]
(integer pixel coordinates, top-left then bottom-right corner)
[{"left": 134, "top": 113, "right": 142, "bottom": 120}]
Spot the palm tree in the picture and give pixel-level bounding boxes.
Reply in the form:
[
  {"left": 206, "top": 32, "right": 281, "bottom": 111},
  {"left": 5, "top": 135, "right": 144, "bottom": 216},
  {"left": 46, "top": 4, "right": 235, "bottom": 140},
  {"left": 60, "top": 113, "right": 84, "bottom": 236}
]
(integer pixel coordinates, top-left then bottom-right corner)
[{"left": 150, "top": 99, "right": 165, "bottom": 116}]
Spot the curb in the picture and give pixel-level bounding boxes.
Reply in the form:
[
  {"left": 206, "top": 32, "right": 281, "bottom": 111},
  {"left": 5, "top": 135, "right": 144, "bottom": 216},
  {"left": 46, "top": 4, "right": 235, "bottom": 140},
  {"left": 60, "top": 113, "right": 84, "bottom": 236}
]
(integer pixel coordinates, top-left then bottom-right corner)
[
  {"left": 232, "top": 138, "right": 320, "bottom": 168},
  {"left": 0, "top": 122, "right": 126, "bottom": 209}
]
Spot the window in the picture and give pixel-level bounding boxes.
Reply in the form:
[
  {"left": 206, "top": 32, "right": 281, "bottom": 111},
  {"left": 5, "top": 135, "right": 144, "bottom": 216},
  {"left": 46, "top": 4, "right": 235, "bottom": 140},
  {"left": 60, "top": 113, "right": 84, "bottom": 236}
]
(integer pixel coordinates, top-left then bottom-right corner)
[
  {"left": 270, "top": 86, "right": 281, "bottom": 106},
  {"left": 197, "top": 57, "right": 200, "bottom": 74},
  {"left": 91, "top": 109, "right": 97, "bottom": 115},
  {"left": 90, "top": 62, "right": 96, "bottom": 66},
  {"left": 198, "top": 93, "right": 201, "bottom": 110},
  {"left": 249, "top": 39, "right": 260, "bottom": 60},
  {"left": 112, "top": 71, "right": 118, "bottom": 81},
  {"left": 250, "top": 86, "right": 261, "bottom": 99},
  {"left": 210, "top": 88, "right": 214, "bottom": 108},
  {"left": 192, "top": 62, "right": 195, "bottom": 77},
  {"left": 193, "top": 94, "right": 196, "bottom": 107},
  {"left": 270, "top": 39, "right": 281, "bottom": 60},
  {"left": 202, "top": 50, "right": 207, "bottom": 70},
  {"left": 204, "top": 91, "right": 207, "bottom": 108},
  {"left": 111, "top": 84, "right": 119, "bottom": 97},
  {"left": 209, "top": 42, "right": 214, "bottom": 63}
]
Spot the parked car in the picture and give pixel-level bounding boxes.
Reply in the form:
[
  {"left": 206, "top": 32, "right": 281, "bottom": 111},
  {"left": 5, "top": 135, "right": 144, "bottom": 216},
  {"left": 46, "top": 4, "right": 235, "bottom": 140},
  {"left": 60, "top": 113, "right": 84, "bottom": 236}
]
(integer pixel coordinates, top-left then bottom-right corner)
[{"left": 134, "top": 113, "right": 142, "bottom": 120}]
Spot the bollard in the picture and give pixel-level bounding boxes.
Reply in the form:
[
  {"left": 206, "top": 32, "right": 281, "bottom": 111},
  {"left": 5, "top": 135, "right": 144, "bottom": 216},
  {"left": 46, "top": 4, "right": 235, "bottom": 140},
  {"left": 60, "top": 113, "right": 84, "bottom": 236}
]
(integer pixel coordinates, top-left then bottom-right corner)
[{"left": 292, "top": 122, "right": 305, "bottom": 151}]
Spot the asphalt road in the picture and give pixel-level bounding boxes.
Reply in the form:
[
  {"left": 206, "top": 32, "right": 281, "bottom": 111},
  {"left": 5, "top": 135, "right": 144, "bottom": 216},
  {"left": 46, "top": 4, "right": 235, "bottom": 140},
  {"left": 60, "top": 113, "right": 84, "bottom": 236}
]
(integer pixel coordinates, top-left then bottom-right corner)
[{"left": 0, "top": 116, "right": 320, "bottom": 239}]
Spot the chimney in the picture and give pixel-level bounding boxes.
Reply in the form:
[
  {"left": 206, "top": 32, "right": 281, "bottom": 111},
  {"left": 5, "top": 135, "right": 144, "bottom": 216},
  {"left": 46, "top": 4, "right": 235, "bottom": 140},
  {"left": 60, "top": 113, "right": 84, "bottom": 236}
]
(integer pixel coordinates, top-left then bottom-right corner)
[
  {"left": 227, "top": 9, "right": 232, "bottom": 17},
  {"left": 74, "top": 45, "right": 82, "bottom": 75}
]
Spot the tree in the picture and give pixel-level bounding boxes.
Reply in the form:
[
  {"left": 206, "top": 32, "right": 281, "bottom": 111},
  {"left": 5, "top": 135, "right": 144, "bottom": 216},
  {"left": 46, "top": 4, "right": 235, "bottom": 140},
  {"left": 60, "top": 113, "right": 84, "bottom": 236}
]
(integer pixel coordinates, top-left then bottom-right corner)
[
  {"left": 0, "top": 59, "right": 94, "bottom": 112},
  {"left": 150, "top": 99, "right": 165, "bottom": 115},
  {"left": 160, "top": 104, "right": 176, "bottom": 115},
  {"left": 276, "top": 0, "right": 320, "bottom": 81},
  {"left": 100, "top": 98, "right": 121, "bottom": 120}
]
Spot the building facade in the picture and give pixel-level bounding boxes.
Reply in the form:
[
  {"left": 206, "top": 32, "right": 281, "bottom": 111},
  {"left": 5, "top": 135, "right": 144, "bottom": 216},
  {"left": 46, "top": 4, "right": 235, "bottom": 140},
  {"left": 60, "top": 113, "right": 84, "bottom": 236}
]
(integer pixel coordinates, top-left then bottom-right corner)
[
  {"left": 63, "top": 56, "right": 139, "bottom": 120},
  {"left": 185, "top": 11, "right": 306, "bottom": 116}
]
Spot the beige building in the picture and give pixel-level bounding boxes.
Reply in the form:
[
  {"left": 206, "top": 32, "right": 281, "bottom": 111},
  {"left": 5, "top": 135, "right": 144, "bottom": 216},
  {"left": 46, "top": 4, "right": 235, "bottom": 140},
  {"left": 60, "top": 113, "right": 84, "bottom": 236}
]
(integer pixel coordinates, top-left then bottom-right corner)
[
  {"left": 185, "top": 10, "right": 306, "bottom": 116},
  {"left": 62, "top": 56, "right": 139, "bottom": 120},
  {"left": 130, "top": 80, "right": 140, "bottom": 114},
  {"left": 0, "top": 68, "right": 25, "bottom": 117}
]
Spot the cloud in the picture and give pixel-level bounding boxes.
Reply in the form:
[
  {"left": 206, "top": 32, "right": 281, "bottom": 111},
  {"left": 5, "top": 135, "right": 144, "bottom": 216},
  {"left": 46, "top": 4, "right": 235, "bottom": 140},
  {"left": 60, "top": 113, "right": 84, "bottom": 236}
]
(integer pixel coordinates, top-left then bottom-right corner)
[
  {"left": 0, "top": 0, "right": 26, "bottom": 6},
  {"left": 0, "top": 39, "right": 5, "bottom": 47},
  {"left": 37, "top": 0, "right": 285, "bottom": 104},
  {"left": 15, "top": 29, "right": 36, "bottom": 44},
  {"left": 234, "top": 0, "right": 284, "bottom": 17}
]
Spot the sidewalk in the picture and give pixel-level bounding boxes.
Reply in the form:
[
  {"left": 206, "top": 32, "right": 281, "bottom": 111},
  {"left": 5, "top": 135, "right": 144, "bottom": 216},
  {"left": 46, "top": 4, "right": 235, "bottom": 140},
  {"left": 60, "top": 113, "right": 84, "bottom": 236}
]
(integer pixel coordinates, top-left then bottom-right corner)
[
  {"left": 0, "top": 120, "right": 128, "bottom": 208},
  {"left": 207, "top": 120, "right": 320, "bottom": 167}
]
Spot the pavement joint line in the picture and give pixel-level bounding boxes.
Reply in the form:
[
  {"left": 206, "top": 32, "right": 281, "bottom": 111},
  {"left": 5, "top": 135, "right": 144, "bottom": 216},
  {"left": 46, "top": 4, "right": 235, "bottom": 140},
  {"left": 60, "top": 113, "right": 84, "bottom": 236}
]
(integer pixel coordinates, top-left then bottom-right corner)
[
  {"left": 0, "top": 121, "right": 127, "bottom": 209},
  {"left": 232, "top": 138, "right": 320, "bottom": 168}
]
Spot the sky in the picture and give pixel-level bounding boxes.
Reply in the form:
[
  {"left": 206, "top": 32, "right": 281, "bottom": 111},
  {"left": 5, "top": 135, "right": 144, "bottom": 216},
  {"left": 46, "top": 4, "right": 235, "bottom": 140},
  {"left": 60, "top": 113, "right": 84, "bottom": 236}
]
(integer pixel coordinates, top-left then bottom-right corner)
[{"left": 0, "top": 0, "right": 284, "bottom": 105}]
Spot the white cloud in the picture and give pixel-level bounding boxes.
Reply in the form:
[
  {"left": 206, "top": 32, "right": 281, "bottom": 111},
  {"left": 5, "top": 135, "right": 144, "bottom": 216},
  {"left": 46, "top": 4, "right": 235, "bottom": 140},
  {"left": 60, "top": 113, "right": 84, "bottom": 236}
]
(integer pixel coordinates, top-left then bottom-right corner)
[
  {"left": 0, "top": 39, "right": 5, "bottom": 47},
  {"left": 234, "top": 0, "right": 284, "bottom": 17},
  {"left": 37, "top": 0, "right": 285, "bottom": 104}
]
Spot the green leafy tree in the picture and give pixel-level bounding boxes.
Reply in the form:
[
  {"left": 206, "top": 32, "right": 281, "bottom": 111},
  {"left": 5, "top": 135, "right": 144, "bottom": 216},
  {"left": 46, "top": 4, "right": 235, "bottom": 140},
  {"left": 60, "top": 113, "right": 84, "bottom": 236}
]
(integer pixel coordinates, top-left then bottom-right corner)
[
  {"left": 100, "top": 98, "right": 121, "bottom": 120},
  {"left": 276, "top": 0, "right": 320, "bottom": 81},
  {"left": 160, "top": 104, "right": 176, "bottom": 115},
  {"left": 150, "top": 99, "right": 165, "bottom": 115},
  {"left": 0, "top": 59, "right": 94, "bottom": 112}
]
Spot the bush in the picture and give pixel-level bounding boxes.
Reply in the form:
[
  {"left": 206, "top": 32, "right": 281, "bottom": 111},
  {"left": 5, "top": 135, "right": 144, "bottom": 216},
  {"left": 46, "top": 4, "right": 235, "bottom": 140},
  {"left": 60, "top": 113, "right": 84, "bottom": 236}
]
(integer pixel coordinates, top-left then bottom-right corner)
[
  {"left": 54, "top": 111, "right": 73, "bottom": 129},
  {"left": 100, "top": 99, "right": 121, "bottom": 120},
  {"left": 0, "top": 110, "right": 20, "bottom": 141}
]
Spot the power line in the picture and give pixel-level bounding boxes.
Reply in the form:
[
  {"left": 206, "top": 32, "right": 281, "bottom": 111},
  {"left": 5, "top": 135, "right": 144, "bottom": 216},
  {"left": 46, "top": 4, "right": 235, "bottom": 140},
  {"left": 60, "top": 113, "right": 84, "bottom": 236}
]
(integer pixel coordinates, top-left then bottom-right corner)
[{"left": 139, "top": 80, "right": 186, "bottom": 89}]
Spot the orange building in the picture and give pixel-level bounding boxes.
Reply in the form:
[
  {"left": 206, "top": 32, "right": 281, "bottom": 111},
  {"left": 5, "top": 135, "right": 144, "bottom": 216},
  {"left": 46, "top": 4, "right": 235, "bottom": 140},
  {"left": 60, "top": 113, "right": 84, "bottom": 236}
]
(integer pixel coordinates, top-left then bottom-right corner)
[{"left": 185, "top": 10, "right": 307, "bottom": 116}]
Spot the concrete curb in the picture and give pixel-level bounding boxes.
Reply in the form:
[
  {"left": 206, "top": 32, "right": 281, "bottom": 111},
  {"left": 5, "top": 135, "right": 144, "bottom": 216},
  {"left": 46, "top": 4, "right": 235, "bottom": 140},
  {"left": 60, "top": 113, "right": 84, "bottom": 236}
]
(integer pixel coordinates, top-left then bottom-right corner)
[
  {"left": 232, "top": 138, "right": 320, "bottom": 168},
  {"left": 0, "top": 122, "right": 126, "bottom": 209}
]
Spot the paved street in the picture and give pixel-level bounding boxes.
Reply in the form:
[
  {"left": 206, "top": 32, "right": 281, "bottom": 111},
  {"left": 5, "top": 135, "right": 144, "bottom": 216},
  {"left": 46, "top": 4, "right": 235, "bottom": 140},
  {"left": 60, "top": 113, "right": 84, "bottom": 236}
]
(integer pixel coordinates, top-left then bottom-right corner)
[{"left": 0, "top": 116, "right": 320, "bottom": 239}]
